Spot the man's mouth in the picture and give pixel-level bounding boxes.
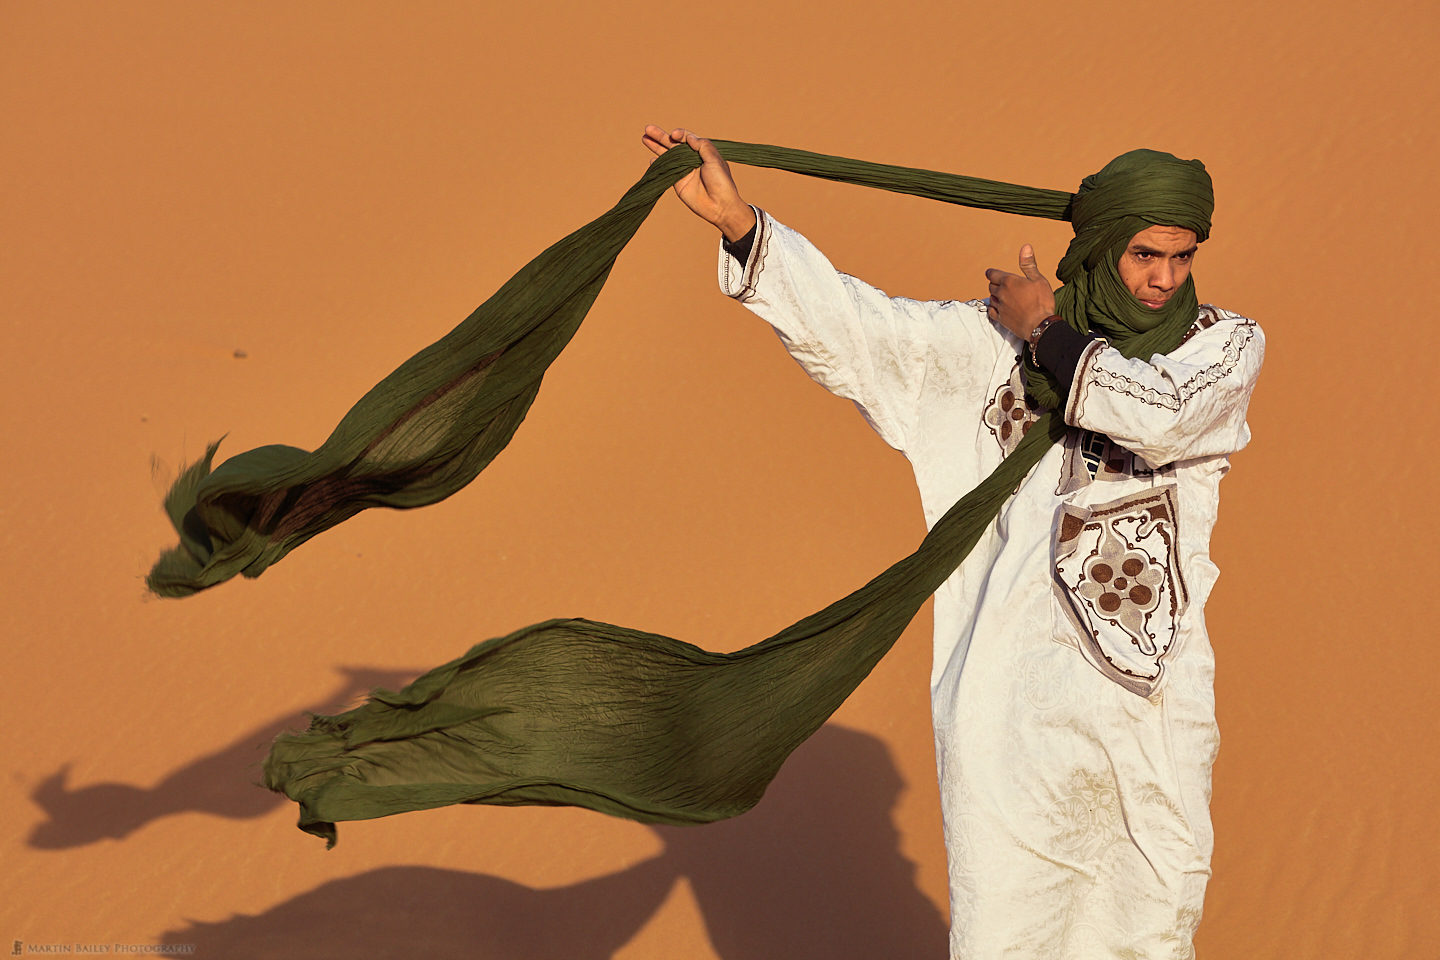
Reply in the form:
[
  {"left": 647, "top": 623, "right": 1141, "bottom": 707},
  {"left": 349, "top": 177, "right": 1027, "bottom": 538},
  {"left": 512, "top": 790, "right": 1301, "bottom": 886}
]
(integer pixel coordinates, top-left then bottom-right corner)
[{"left": 1139, "top": 298, "right": 1167, "bottom": 309}]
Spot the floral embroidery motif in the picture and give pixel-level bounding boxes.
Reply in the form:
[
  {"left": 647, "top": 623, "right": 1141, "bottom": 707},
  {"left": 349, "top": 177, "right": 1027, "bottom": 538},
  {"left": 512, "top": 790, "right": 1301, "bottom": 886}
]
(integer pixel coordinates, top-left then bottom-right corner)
[
  {"left": 1162, "top": 906, "right": 1205, "bottom": 957},
  {"left": 1074, "top": 525, "right": 1168, "bottom": 654},
  {"left": 1053, "top": 486, "right": 1189, "bottom": 697},
  {"left": 1020, "top": 648, "right": 1075, "bottom": 711},
  {"left": 982, "top": 358, "right": 1041, "bottom": 456},
  {"left": 1046, "top": 768, "right": 1126, "bottom": 862}
]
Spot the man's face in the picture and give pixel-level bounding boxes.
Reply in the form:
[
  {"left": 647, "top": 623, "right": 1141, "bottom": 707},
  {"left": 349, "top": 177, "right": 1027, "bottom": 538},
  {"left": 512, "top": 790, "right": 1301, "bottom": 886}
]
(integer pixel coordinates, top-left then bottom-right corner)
[{"left": 1118, "top": 225, "right": 1198, "bottom": 309}]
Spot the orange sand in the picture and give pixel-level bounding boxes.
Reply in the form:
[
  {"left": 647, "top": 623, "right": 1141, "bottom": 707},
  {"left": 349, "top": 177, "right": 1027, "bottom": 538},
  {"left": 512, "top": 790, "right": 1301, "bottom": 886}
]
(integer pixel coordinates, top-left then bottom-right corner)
[{"left": 2, "top": 2, "right": 1436, "bottom": 956}]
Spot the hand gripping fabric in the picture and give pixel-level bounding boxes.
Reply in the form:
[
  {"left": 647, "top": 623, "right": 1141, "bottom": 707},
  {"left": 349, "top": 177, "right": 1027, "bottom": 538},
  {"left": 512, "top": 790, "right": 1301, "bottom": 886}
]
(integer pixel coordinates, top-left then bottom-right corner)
[{"left": 144, "top": 142, "right": 1212, "bottom": 845}]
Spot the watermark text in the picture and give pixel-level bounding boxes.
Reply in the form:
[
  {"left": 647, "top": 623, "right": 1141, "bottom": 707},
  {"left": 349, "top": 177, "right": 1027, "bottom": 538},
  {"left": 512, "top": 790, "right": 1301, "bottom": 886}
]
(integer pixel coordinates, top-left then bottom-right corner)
[{"left": 10, "top": 943, "right": 195, "bottom": 956}]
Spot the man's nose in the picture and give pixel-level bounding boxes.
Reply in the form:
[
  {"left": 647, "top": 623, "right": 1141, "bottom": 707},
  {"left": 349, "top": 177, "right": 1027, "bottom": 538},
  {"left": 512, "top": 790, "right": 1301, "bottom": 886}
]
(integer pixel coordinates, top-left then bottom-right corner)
[{"left": 1152, "top": 260, "right": 1176, "bottom": 292}]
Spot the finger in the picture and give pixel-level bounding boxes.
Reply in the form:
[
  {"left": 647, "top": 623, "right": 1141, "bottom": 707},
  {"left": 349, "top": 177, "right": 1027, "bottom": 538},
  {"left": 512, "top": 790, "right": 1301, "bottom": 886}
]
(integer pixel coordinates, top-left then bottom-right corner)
[
  {"left": 693, "top": 135, "right": 725, "bottom": 165},
  {"left": 1018, "top": 243, "right": 1042, "bottom": 281},
  {"left": 681, "top": 130, "right": 716, "bottom": 159},
  {"left": 643, "top": 125, "right": 676, "bottom": 151}
]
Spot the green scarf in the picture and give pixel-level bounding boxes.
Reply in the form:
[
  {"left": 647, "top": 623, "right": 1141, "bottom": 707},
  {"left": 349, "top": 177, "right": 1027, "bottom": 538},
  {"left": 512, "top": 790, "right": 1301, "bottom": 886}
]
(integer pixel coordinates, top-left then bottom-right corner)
[{"left": 145, "top": 142, "right": 1212, "bottom": 845}]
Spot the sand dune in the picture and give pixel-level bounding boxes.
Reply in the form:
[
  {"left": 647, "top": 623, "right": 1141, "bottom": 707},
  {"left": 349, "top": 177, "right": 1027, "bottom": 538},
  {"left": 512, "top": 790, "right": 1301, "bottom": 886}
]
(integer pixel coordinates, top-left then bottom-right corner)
[{"left": 2, "top": 2, "right": 1436, "bottom": 956}]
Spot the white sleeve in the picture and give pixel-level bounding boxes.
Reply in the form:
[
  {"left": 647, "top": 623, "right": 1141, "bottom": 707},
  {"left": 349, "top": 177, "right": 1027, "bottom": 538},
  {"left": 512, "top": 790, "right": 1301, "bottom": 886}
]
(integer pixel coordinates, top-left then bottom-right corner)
[
  {"left": 1063, "top": 310, "right": 1265, "bottom": 468},
  {"left": 718, "top": 208, "right": 1002, "bottom": 453}
]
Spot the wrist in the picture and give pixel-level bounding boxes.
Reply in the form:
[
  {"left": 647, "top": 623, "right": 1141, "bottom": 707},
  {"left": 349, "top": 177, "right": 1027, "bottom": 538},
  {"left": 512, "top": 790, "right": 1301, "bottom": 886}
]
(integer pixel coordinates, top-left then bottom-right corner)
[{"left": 718, "top": 204, "right": 757, "bottom": 242}]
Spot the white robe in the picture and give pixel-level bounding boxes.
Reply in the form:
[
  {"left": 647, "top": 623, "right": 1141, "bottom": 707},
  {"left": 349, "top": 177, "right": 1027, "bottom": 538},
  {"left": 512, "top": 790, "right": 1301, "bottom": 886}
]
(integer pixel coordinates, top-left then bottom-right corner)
[{"left": 719, "top": 210, "right": 1265, "bottom": 960}]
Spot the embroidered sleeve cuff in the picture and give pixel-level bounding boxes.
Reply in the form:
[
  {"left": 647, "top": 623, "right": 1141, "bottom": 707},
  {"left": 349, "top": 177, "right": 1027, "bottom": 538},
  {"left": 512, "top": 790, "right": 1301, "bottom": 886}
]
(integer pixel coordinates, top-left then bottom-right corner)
[
  {"left": 717, "top": 206, "right": 767, "bottom": 301},
  {"left": 1063, "top": 338, "right": 1109, "bottom": 427}
]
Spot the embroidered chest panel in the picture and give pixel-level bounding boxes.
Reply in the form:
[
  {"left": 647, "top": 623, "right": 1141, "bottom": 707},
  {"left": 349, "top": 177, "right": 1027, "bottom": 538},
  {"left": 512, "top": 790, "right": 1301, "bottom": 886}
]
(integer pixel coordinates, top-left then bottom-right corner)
[{"left": 1052, "top": 485, "right": 1190, "bottom": 698}]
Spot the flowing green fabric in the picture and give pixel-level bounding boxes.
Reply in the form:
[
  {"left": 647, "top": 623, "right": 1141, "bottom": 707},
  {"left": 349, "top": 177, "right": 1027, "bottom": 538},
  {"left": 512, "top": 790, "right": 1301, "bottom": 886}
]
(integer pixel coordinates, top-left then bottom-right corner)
[
  {"left": 144, "top": 141, "right": 1212, "bottom": 845},
  {"left": 146, "top": 143, "right": 1081, "bottom": 598}
]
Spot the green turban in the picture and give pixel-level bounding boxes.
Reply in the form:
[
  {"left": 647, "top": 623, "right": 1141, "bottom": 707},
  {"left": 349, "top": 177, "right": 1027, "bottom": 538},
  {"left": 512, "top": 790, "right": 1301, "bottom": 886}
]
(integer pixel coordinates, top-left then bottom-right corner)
[{"left": 1025, "top": 149, "right": 1215, "bottom": 407}]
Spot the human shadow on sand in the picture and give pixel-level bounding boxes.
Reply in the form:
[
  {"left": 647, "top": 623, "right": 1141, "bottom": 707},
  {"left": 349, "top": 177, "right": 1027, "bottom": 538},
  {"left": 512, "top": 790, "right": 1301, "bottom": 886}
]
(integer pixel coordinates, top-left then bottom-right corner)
[
  {"left": 156, "top": 724, "right": 948, "bottom": 959},
  {"left": 26, "top": 666, "right": 422, "bottom": 849}
]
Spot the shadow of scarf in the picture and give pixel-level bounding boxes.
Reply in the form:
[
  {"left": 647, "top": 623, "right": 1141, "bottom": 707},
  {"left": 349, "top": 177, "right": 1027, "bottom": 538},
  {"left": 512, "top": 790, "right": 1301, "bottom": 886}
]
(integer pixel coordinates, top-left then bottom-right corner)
[
  {"left": 152, "top": 726, "right": 947, "bottom": 959},
  {"left": 25, "top": 666, "right": 422, "bottom": 849}
]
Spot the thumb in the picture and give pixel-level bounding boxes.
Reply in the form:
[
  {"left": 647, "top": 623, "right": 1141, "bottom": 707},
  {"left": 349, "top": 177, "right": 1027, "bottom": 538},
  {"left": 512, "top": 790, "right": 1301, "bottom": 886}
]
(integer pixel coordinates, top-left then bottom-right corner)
[{"left": 1018, "top": 243, "right": 1042, "bottom": 281}]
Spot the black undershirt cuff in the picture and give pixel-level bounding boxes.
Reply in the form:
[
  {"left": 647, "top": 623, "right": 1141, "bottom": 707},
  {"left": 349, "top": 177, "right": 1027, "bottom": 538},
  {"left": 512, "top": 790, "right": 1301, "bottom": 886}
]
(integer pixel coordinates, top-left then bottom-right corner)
[
  {"left": 1034, "top": 321, "right": 1097, "bottom": 387},
  {"left": 722, "top": 223, "right": 757, "bottom": 265}
]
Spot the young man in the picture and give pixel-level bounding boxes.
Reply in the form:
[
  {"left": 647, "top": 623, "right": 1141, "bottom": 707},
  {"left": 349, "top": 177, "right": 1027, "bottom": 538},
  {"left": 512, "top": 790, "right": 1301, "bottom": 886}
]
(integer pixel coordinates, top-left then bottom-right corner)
[{"left": 643, "top": 125, "right": 1264, "bottom": 958}]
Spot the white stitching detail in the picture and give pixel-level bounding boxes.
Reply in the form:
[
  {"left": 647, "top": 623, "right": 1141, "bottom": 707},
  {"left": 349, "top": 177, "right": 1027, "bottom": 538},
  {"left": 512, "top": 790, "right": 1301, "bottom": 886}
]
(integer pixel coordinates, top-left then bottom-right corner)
[
  {"left": 1091, "top": 365, "right": 1182, "bottom": 411},
  {"left": 1178, "top": 321, "right": 1257, "bottom": 401},
  {"left": 1090, "top": 320, "right": 1257, "bottom": 411}
]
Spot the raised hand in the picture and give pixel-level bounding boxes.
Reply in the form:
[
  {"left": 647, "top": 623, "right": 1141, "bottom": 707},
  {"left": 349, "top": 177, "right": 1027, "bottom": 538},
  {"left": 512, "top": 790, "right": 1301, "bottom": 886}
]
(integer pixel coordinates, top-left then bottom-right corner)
[
  {"left": 984, "top": 244, "right": 1056, "bottom": 341},
  {"left": 641, "top": 125, "right": 757, "bottom": 241}
]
